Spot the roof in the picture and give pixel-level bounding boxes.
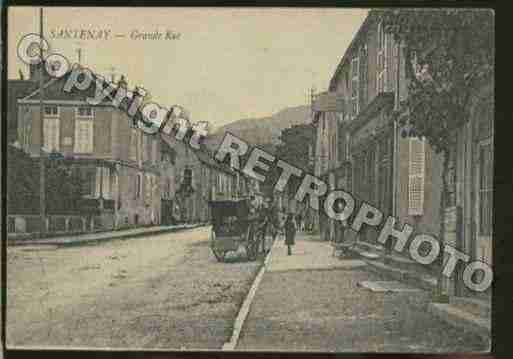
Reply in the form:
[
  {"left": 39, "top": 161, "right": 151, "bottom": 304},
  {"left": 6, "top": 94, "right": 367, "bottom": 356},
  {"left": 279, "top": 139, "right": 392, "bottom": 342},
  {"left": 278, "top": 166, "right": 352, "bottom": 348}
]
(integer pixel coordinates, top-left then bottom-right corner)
[
  {"left": 312, "top": 91, "right": 345, "bottom": 112},
  {"left": 193, "top": 147, "right": 237, "bottom": 176},
  {"left": 346, "top": 92, "right": 395, "bottom": 133},
  {"left": 7, "top": 79, "right": 39, "bottom": 142},
  {"left": 329, "top": 11, "right": 378, "bottom": 91},
  {"left": 20, "top": 70, "right": 129, "bottom": 107}
]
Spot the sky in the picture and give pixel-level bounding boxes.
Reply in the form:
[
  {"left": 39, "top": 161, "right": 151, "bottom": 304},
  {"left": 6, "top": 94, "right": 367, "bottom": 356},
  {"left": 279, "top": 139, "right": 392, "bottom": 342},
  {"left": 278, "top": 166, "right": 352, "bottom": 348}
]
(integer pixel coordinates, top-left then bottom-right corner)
[{"left": 8, "top": 7, "right": 367, "bottom": 128}]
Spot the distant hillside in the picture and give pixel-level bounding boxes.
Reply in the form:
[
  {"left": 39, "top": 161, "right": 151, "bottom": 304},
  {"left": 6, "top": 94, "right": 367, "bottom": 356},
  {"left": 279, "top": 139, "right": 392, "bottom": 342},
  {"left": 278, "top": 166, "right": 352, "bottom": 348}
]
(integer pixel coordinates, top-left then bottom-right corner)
[{"left": 204, "top": 105, "right": 310, "bottom": 153}]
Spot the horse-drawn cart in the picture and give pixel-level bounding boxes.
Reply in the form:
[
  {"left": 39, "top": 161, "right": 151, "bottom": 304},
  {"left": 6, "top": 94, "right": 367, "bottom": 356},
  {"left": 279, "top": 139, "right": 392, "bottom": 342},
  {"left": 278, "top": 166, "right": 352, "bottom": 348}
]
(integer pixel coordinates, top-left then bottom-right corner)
[{"left": 209, "top": 199, "right": 262, "bottom": 262}]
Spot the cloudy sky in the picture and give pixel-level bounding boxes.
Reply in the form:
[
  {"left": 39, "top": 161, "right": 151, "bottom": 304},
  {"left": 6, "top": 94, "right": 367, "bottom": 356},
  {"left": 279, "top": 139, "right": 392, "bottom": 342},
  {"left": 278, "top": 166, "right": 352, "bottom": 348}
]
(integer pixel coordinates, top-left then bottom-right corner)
[{"left": 8, "top": 7, "right": 367, "bottom": 128}]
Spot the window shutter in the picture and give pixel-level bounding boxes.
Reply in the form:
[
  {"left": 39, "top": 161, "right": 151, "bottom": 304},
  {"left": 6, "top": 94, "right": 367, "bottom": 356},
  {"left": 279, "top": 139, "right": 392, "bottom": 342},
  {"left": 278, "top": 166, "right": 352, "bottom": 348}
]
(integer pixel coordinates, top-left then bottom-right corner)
[
  {"left": 145, "top": 174, "right": 152, "bottom": 204},
  {"left": 408, "top": 137, "right": 425, "bottom": 216},
  {"left": 384, "top": 31, "right": 388, "bottom": 91},
  {"left": 44, "top": 118, "right": 60, "bottom": 151},
  {"left": 95, "top": 167, "right": 102, "bottom": 197},
  {"left": 129, "top": 129, "right": 137, "bottom": 161},
  {"left": 102, "top": 168, "right": 111, "bottom": 199},
  {"left": 74, "top": 120, "right": 93, "bottom": 153}
]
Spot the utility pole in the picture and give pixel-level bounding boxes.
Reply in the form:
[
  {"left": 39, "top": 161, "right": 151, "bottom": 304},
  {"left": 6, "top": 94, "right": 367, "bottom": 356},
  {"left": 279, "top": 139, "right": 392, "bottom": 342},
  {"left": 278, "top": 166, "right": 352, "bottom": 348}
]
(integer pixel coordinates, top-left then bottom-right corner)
[{"left": 39, "top": 7, "right": 46, "bottom": 235}]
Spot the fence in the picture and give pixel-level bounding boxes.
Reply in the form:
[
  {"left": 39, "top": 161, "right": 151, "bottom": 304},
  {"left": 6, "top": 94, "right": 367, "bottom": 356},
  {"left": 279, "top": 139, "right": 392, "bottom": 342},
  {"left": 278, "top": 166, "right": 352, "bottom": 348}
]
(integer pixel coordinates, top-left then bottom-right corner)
[{"left": 7, "top": 213, "right": 116, "bottom": 238}]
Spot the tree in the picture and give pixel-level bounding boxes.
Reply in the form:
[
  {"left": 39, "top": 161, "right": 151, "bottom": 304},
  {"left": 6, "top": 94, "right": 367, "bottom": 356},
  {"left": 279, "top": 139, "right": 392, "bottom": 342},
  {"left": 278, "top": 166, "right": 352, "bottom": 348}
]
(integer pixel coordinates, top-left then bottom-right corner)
[
  {"left": 7, "top": 147, "right": 82, "bottom": 215},
  {"left": 273, "top": 124, "right": 315, "bottom": 197},
  {"left": 379, "top": 9, "right": 494, "bottom": 299},
  {"left": 7, "top": 146, "right": 39, "bottom": 214},
  {"left": 275, "top": 124, "right": 315, "bottom": 173},
  {"left": 45, "top": 160, "right": 83, "bottom": 214}
]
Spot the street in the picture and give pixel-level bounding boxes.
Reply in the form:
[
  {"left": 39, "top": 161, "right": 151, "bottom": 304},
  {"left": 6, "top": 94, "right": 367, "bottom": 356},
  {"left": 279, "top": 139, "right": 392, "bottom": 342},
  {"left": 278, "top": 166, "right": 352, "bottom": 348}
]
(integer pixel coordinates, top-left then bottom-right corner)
[
  {"left": 6, "top": 228, "right": 490, "bottom": 352},
  {"left": 6, "top": 226, "right": 262, "bottom": 349}
]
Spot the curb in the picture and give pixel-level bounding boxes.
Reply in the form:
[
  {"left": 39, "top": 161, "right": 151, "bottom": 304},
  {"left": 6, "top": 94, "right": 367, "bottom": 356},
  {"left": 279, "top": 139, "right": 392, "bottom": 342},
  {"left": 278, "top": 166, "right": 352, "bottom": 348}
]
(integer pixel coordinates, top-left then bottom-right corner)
[
  {"left": 361, "top": 257, "right": 437, "bottom": 292},
  {"left": 428, "top": 302, "right": 491, "bottom": 344},
  {"left": 8, "top": 224, "right": 207, "bottom": 247},
  {"left": 222, "top": 242, "right": 274, "bottom": 351}
]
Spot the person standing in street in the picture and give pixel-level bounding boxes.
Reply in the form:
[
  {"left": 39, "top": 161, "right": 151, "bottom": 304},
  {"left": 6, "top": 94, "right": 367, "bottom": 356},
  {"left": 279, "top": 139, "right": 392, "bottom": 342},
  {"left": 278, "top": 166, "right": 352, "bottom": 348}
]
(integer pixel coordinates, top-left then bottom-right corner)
[
  {"left": 295, "top": 213, "right": 302, "bottom": 232},
  {"left": 284, "top": 213, "right": 297, "bottom": 256},
  {"left": 268, "top": 199, "right": 280, "bottom": 246}
]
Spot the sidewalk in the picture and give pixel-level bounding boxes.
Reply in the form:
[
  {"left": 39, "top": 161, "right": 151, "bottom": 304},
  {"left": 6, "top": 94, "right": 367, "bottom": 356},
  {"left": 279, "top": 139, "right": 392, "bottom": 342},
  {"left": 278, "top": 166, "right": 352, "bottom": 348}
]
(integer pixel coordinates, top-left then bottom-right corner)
[
  {"left": 267, "top": 233, "right": 367, "bottom": 272},
  {"left": 7, "top": 223, "right": 207, "bottom": 247},
  {"left": 236, "top": 233, "right": 489, "bottom": 352},
  {"left": 347, "top": 240, "right": 491, "bottom": 342}
]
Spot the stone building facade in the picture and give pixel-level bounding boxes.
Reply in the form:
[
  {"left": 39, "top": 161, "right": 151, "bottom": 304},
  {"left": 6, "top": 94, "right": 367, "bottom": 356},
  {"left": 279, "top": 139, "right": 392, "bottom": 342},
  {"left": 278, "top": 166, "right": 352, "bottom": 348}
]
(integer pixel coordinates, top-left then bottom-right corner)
[
  {"left": 314, "top": 11, "right": 443, "bottom": 246},
  {"left": 16, "top": 72, "right": 162, "bottom": 231}
]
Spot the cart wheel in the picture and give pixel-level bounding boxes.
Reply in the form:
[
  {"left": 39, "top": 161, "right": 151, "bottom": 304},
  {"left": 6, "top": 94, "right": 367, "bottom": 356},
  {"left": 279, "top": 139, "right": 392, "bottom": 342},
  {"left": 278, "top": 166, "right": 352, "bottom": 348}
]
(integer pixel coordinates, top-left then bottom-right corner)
[
  {"left": 212, "top": 246, "right": 227, "bottom": 262},
  {"left": 210, "top": 230, "right": 226, "bottom": 262},
  {"left": 247, "top": 240, "right": 258, "bottom": 261}
]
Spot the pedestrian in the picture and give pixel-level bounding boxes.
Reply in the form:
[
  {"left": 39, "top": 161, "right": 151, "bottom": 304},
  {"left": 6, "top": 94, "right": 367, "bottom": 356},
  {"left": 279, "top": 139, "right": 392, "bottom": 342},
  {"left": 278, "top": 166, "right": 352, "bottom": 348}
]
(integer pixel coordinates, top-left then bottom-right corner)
[
  {"left": 255, "top": 200, "right": 269, "bottom": 254},
  {"left": 295, "top": 213, "right": 303, "bottom": 232},
  {"left": 268, "top": 200, "right": 280, "bottom": 244},
  {"left": 284, "top": 213, "right": 297, "bottom": 256}
]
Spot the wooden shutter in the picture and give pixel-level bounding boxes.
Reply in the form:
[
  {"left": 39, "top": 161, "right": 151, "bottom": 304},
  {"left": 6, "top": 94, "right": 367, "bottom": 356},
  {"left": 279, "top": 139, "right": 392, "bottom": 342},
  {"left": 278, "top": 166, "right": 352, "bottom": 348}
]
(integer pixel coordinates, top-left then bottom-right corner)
[
  {"left": 145, "top": 173, "right": 152, "bottom": 205},
  {"left": 95, "top": 167, "right": 102, "bottom": 197},
  {"left": 74, "top": 120, "right": 93, "bottom": 153},
  {"left": 408, "top": 137, "right": 425, "bottom": 216},
  {"left": 44, "top": 118, "right": 60, "bottom": 151}
]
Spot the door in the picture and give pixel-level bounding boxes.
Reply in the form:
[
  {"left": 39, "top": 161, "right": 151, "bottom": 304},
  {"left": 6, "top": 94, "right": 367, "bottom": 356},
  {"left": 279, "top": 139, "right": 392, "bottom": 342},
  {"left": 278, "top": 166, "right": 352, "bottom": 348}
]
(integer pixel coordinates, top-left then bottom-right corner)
[{"left": 475, "top": 137, "right": 493, "bottom": 265}]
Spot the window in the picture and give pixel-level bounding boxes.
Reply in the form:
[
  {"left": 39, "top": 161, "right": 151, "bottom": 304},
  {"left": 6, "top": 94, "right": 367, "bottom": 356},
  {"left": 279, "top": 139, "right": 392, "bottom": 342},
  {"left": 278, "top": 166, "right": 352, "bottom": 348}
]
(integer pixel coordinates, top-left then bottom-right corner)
[
  {"left": 345, "top": 133, "right": 351, "bottom": 161},
  {"left": 80, "top": 167, "right": 96, "bottom": 196},
  {"left": 43, "top": 118, "right": 60, "bottom": 151},
  {"left": 142, "top": 135, "right": 148, "bottom": 163},
  {"left": 95, "top": 167, "right": 111, "bottom": 199},
  {"left": 367, "top": 149, "right": 376, "bottom": 204},
  {"left": 74, "top": 119, "right": 93, "bottom": 153},
  {"left": 377, "top": 21, "right": 388, "bottom": 93},
  {"left": 145, "top": 173, "right": 153, "bottom": 204},
  {"left": 134, "top": 173, "right": 143, "bottom": 199},
  {"left": 129, "top": 129, "right": 138, "bottom": 161},
  {"left": 76, "top": 106, "right": 94, "bottom": 118},
  {"left": 183, "top": 168, "right": 192, "bottom": 187},
  {"left": 350, "top": 57, "right": 359, "bottom": 116},
  {"left": 408, "top": 137, "right": 425, "bottom": 216},
  {"left": 166, "top": 177, "right": 172, "bottom": 198},
  {"left": 359, "top": 45, "right": 368, "bottom": 109},
  {"left": 378, "top": 138, "right": 390, "bottom": 212},
  {"left": 152, "top": 139, "right": 158, "bottom": 164},
  {"left": 478, "top": 142, "right": 493, "bottom": 236},
  {"left": 44, "top": 105, "right": 59, "bottom": 117}
]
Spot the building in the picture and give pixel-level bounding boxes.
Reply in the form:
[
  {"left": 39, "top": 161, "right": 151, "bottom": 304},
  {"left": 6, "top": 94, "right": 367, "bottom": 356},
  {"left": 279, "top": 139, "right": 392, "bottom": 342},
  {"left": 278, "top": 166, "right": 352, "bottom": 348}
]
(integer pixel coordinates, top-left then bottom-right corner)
[
  {"left": 7, "top": 77, "right": 39, "bottom": 144},
  {"left": 13, "top": 65, "right": 162, "bottom": 232},
  {"left": 312, "top": 91, "right": 347, "bottom": 241},
  {"left": 273, "top": 123, "right": 316, "bottom": 223},
  {"left": 161, "top": 134, "right": 244, "bottom": 224},
  {"left": 448, "top": 74, "right": 493, "bottom": 297},
  {"left": 314, "top": 11, "right": 443, "bottom": 249}
]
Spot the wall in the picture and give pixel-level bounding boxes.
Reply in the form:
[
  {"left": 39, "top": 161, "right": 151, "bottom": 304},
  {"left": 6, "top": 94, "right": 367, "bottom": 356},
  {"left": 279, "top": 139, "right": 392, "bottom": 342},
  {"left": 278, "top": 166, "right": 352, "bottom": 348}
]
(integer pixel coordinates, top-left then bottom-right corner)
[{"left": 20, "top": 103, "right": 114, "bottom": 157}]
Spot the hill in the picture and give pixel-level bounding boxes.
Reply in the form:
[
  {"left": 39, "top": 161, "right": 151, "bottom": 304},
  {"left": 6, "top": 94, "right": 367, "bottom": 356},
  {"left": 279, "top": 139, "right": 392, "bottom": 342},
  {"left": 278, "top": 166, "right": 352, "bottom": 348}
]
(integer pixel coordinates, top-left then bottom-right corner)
[{"left": 204, "top": 105, "right": 311, "bottom": 153}]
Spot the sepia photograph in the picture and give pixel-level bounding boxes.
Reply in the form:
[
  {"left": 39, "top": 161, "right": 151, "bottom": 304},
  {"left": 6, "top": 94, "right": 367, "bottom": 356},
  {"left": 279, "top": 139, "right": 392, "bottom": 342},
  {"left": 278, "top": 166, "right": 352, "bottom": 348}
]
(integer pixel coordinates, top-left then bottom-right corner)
[{"left": 4, "top": 6, "right": 494, "bottom": 353}]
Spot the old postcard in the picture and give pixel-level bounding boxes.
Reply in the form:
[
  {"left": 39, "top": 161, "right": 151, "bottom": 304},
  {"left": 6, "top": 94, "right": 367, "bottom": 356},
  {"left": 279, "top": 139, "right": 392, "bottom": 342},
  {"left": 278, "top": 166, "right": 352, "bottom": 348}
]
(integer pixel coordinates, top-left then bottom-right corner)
[{"left": 5, "top": 6, "right": 493, "bottom": 352}]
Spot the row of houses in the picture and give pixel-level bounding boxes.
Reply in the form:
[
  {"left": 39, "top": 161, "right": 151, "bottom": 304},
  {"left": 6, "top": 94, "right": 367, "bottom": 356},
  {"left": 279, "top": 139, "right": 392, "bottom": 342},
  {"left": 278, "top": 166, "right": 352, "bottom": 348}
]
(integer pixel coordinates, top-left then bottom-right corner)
[
  {"left": 311, "top": 11, "right": 493, "bottom": 299},
  {"left": 7, "top": 62, "right": 260, "bottom": 235}
]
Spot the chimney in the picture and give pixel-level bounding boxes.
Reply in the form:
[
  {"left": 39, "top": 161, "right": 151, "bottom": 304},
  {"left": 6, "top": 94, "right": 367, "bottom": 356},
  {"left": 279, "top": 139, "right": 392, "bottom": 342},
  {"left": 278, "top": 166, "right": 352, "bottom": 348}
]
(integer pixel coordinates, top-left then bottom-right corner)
[
  {"left": 29, "top": 61, "right": 50, "bottom": 83},
  {"left": 118, "top": 75, "right": 127, "bottom": 89},
  {"left": 109, "top": 66, "right": 117, "bottom": 83}
]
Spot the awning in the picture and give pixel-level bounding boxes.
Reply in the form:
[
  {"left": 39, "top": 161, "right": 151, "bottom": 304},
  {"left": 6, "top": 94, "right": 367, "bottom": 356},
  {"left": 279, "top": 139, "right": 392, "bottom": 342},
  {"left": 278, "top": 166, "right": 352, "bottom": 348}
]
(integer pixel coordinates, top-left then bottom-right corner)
[{"left": 313, "top": 92, "right": 345, "bottom": 112}]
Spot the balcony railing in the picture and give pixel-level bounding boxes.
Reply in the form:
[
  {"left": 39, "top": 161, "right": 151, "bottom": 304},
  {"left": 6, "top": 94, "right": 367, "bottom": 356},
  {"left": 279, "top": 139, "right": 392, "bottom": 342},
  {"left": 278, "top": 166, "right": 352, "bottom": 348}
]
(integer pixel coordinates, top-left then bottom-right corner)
[{"left": 76, "top": 198, "right": 115, "bottom": 213}]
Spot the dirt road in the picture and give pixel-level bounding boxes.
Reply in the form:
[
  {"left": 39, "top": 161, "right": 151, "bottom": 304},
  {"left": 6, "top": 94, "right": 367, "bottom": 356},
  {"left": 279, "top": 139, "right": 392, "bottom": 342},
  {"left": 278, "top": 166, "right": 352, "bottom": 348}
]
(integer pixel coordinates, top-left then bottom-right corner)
[{"left": 6, "top": 226, "right": 261, "bottom": 350}]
